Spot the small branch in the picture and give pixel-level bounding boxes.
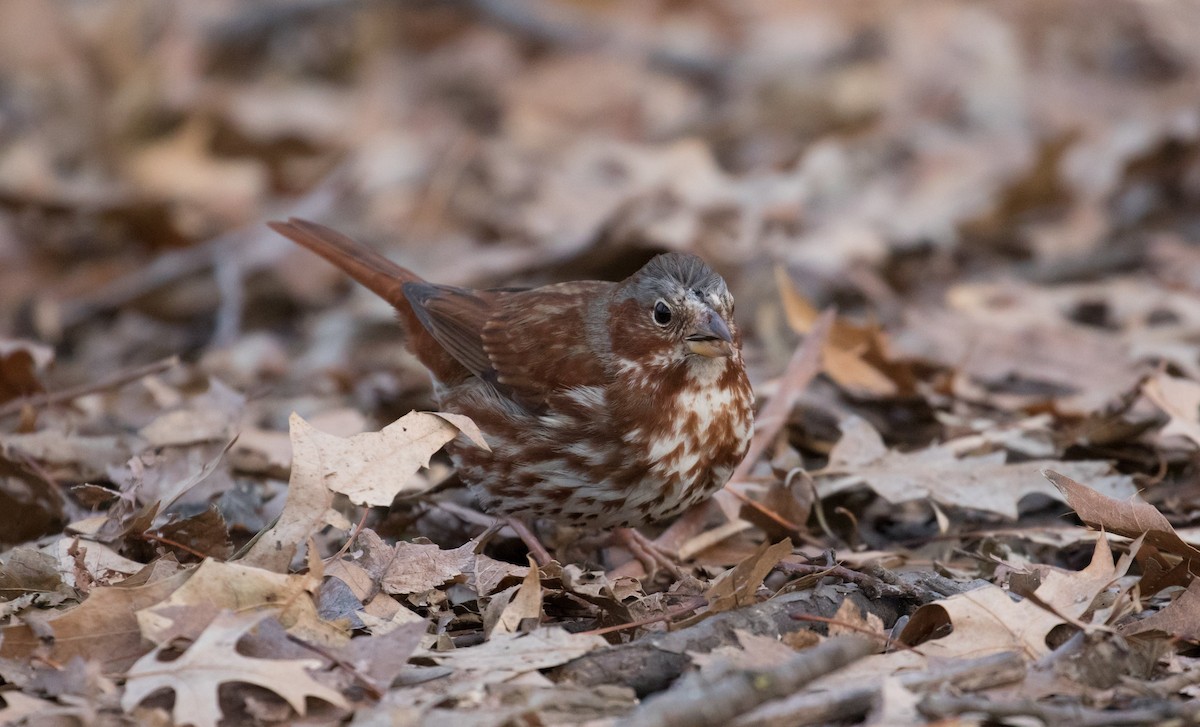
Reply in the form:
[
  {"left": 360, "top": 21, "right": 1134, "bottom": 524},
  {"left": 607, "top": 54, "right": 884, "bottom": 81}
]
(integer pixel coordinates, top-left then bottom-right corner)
[
  {"left": 919, "top": 693, "right": 1197, "bottom": 726},
  {"left": 728, "top": 309, "right": 835, "bottom": 486},
  {"left": 735, "top": 651, "right": 1025, "bottom": 727},
  {"left": 553, "top": 590, "right": 897, "bottom": 698},
  {"left": 775, "top": 561, "right": 928, "bottom": 602},
  {"left": 139, "top": 531, "right": 214, "bottom": 561},
  {"left": 580, "top": 596, "right": 708, "bottom": 637},
  {"left": 286, "top": 633, "right": 384, "bottom": 701},
  {"left": 616, "top": 636, "right": 876, "bottom": 727},
  {"left": 0, "top": 356, "right": 179, "bottom": 420}
]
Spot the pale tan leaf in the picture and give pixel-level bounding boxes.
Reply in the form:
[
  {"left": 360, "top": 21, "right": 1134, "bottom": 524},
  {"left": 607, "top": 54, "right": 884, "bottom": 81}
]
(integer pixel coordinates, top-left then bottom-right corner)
[
  {"left": 137, "top": 559, "right": 346, "bottom": 648},
  {"left": 122, "top": 611, "right": 347, "bottom": 727},
  {"left": 900, "top": 585, "right": 1064, "bottom": 660},
  {"left": 828, "top": 597, "right": 885, "bottom": 640},
  {"left": 704, "top": 539, "right": 793, "bottom": 615},
  {"left": 1142, "top": 373, "right": 1200, "bottom": 449},
  {"left": 489, "top": 561, "right": 542, "bottom": 637},
  {"left": 238, "top": 413, "right": 335, "bottom": 571},
  {"left": 818, "top": 417, "right": 1135, "bottom": 519},
  {"left": 424, "top": 627, "right": 606, "bottom": 674},
  {"left": 311, "top": 410, "right": 488, "bottom": 507},
  {"left": 1028, "top": 533, "right": 1125, "bottom": 621}
]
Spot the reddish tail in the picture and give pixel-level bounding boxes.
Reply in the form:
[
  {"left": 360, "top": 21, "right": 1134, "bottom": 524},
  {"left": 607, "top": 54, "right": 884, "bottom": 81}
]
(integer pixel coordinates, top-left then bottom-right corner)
[{"left": 267, "top": 218, "right": 419, "bottom": 310}]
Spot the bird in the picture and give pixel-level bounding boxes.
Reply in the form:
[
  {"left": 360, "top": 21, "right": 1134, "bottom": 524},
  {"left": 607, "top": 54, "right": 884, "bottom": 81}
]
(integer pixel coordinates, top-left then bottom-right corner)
[{"left": 269, "top": 218, "right": 753, "bottom": 569}]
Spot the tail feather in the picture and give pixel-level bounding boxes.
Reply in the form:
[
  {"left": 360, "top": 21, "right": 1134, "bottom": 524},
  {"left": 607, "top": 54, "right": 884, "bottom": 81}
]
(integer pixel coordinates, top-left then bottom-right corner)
[{"left": 267, "top": 218, "right": 418, "bottom": 309}]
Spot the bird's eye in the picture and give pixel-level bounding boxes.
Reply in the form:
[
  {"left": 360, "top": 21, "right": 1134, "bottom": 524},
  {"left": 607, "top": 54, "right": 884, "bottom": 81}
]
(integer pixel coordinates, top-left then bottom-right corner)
[{"left": 652, "top": 300, "right": 672, "bottom": 326}]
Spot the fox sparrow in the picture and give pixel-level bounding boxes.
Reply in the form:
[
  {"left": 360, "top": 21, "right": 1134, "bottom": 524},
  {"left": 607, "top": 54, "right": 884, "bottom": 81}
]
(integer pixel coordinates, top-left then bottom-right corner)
[{"left": 269, "top": 219, "right": 753, "bottom": 558}]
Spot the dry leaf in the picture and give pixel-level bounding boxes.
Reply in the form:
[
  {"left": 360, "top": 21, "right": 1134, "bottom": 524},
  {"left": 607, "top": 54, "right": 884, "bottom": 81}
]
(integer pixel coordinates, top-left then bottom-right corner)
[
  {"left": 238, "top": 413, "right": 337, "bottom": 572},
  {"left": 0, "top": 569, "right": 190, "bottom": 672},
  {"left": 0, "top": 338, "right": 52, "bottom": 404},
  {"left": 137, "top": 559, "right": 345, "bottom": 647},
  {"left": 122, "top": 611, "right": 347, "bottom": 727},
  {"left": 1142, "top": 373, "right": 1200, "bottom": 449},
  {"left": 1120, "top": 579, "right": 1200, "bottom": 641},
  {"left": 489, "top": 562, "right": 543, "bottom": 637},
  {"left": 379, "top": 541, "right": 524, "bottom": 599},
  {"left": 819, "top": 417, "right": 1135, "bottom": 519},
  {"left": 303, "top": 410, "right": 487, "bottom": 508},
  {"left": 705, "top": 539, "right": 793, "bottom": 615},
  {"left": 425, "top": 627, "right": 606, "bottom": 675},
  {"left": 137, "top": 378, "right": 244, "bottom": 448},
  {"left": 1044, "top": 470, "right": 1200, "bottom": 564},
  {"left": 1025, "top": 533, "right": 1130, "bottom": 622},
  {"left": 900, "top": 585, "right": 1064, "bottom": 659},
  {"left": 828, "top": 597, "right": 886, "bottom": 640},
  {"left": 775, "top": 268, "right": 908, "bottom": 397}
]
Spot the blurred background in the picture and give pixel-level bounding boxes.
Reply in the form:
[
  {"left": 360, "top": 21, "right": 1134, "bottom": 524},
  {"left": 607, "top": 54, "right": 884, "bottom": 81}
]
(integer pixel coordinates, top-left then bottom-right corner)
[{"left": 1, "top": 0, "right": 1199, "bottom": 534}]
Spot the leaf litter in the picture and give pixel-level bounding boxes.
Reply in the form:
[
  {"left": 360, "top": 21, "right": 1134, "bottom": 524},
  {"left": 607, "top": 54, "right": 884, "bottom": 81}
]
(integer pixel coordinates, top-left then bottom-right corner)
[{"left": 1, "top": 1, "right": 1200, "bottom": 725}]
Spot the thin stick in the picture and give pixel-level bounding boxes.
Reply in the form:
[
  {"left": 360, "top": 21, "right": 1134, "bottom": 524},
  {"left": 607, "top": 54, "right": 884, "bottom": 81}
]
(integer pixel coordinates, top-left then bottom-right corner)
[
  {"left": 139, "top": 531, "right": 213, "bottom": 561},
  {"left": 285, "top": 633, "right": 385, "bottom": 701},
  {"left": 789, "top": 613, "right": 921, "bottom": 655},
  {"left": 579, "top": 596, "right": 708, "bottom": 637},
  {"left": 326, "top": 507, "right": 371, "bottom": 564},
  {"left": 727, "top": 308, "right": 835, "bottom": 485},
  {"left": 0, "top": 356, "right": 179, "bottom": 419}
]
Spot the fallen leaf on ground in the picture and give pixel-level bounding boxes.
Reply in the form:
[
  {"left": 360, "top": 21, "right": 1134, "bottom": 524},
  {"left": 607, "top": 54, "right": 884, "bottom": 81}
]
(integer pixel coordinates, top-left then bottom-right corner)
[
  {"left": 424, "top": 627, "right": 606, "bottom": 676},
  {"left": 121, "top": 610, "right": 347, "bottom": 727},
  {"left": 705, "top": 539, "right": 794, "bottom": 616},
  {"left": 237, "top": 413, "right": 337, "bottom": 572},
  {"left": 818, "top": 417, "right": 1134, "bottom": 518},
  {"left": 900, "top": 584, "right": 1063, "bottom": 660},
  {"left": 776, "top": 268, "right": 912, "bottom": 398},
  {"left": 0, "top": 338, "right": 53, "bottom": 404},
  {"left": 1119, "top": 579, "right": 1200, "bottom": 642},
  {"left": 488, "top": 560, "right": 543, "bottom": 637},
  {"left": 1142, "top": 372, "right": 1200, "bottom": 449},
  {"left": 1025, "top": 533, "right": 1129, "bottom": 622},
  {"left": 1044, "top": 470, "right": 1200, "bottom": 564},
  {"left": 137, "top": 559, "right": 344, "bottom": 647},
  {"left": 0, "top": 569, "right": 190, "bottom": 672},
  {"left": 311, "top": 410, "right": 488, "bottom": 507}
]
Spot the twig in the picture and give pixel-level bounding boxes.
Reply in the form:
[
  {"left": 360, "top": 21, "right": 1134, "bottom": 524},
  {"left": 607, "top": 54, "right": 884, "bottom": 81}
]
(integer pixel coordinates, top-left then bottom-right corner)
[
  {"left": 138, "top": 531, "right": 214, "bottom": 561},
  {"left": 777, "top": 561, "right": 927, "bottom": 602},
  {"left": 47, "top": 164, "right": 345, "bottom": 342},
  {"left": 728, "top": 309, "right": 835, "bottom": 486},
  {"left": 580, "top": 596, "right": 708, "bottom": 637},
  {"left": 553, "top": 590, "right": 898, "bottom": 697},
  {"left": 286, "top": 633, "right": 385, "bottom": 701},
  {"left": 787, "top": 614, "right": 920, "bottom": 655},
  {"left": 919, "top": 693, "right": 1197, "bottom": 726},
  {"left": 1127, "top": 664, "right": 1200, "bottom": 697},
  {"left": 326, "top": 507, "right": 371, "bottom": 564},
  {"left": 616, "top": 636, "right": 876, "bottom": 727},
  {"left": 0, "top": 356, "right": 179, "bottom": 420},
  {"left": 734, "top": 651, "right": 1026, "bottom": 727}
]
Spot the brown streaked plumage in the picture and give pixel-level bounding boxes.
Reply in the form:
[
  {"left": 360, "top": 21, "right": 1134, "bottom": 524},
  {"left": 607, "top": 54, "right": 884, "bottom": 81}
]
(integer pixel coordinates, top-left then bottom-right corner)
[{"left": 269, "top": 218, "right": 753, "bottom": 535}]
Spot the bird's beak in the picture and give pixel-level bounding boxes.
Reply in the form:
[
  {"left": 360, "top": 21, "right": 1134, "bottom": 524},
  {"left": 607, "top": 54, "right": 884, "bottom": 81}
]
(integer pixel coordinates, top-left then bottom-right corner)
[{"left": 686, "top": 309, "right": 734, "bottom": 358}]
